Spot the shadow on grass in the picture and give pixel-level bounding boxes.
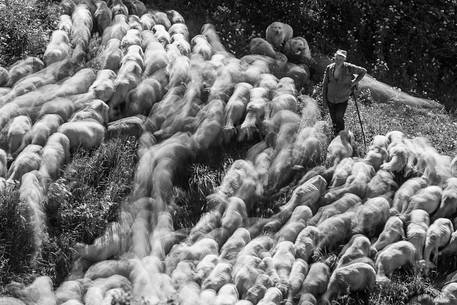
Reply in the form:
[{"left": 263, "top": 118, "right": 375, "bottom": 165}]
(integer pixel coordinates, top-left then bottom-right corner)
[{"left": 173, "top": 140, "right": 256, "bottom": 229}]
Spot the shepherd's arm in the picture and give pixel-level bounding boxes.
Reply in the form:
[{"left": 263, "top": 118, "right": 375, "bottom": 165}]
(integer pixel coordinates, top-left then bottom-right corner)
[{"left": 348, "top": 63, "right": 367, "bottom": 85}]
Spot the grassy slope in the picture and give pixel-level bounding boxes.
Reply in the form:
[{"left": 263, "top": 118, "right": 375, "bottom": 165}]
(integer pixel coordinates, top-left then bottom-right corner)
[
  {"left": 0, "top": 137, "right": 138, "bottom": 290},
  {"left": 311, "top": 85, "right": 457, "bottom": 304},
  {"left": 172, "top": 86, "right": 457, "bottom": 305},
  {"left": 311, "top": 85, "right": 457, "bottom": 157},
  {"left": 170, "top": 85, "right": 457, "bottom": 305},
  {"left": 0, "top": 85, "right": 455, "bottom": 302},
  {"left": 1, "top": 2, "right": 456, "bottom": 299},
  {"left": 1, "top": 86, "right": 456, "bottom": 302}
]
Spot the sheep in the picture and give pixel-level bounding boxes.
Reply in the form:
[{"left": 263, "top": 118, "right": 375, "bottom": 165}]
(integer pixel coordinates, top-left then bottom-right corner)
[
  {"left": 423, "top": 218, "right": 453, "bottom": 271},
  {"left": 375, "top": 241, "right": 416, "bottom": 283},
  {"left": 320, "top": 261, "right": 376, "bottom": 305},
  {"left": 372, "top": 216, "right": 405, "bottom": 252},
  {"left": 326, "top": 130, "right": 355, "bottom": 166}
]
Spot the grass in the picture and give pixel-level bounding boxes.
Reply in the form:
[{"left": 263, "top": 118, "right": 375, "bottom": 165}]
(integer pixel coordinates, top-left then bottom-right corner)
[
  {"left": 1, "top": 0, "right": 456, "bottom": 302},
  {"left": 315, "top": 253, "right": 442, "bottom": 305},
  {"left": 312, "top": 83, "right": 457, "bottom": 304},
  {"left": 308, "top": 85, "right": 457, "bottom": 303},
  {"left": 2, "top": 84, "right": 456, "bottom": 303},
  {"left": 173, "top": 141, "right": 253, "bottom": 229},
  {"left": 346, "top": 271, "right": 437, "bottom": 305},
  {"left": 1, "top": 88, "right": 457, "bottom": 302},
  {"left": 170, "top": 84, "right": 457, "bottom": 304},
  {"left": 0, "top": 136, "right": 138, "bottom": 290},
  {"left": 310, "top": 85, "right": 457, "bottom": 157},
  {"left": 0, "top": 188, "right": 36, "bottom": 287}
]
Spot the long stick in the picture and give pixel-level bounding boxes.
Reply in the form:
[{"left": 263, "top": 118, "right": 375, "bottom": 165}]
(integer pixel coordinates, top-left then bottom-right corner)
[{"left": 351, "top": 89, "right": 367, "bottom": 150}]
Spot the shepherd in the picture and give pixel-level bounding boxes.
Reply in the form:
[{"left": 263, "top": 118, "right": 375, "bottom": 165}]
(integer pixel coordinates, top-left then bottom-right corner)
[{"left": 322, "top": 49, "right": 367, "bottom": 136}]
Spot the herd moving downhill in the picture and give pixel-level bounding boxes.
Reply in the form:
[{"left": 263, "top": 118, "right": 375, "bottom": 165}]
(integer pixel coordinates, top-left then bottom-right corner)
[{"left": 0, "top": 0, "right": 455, "bottom": 305}]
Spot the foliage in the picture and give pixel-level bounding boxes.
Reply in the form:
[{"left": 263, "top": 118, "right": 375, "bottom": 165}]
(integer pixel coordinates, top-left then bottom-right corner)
[
  {"left": 0, "top": 188, "right": 35, "bottom": 287},
  {"left": 0, "top": 0, "right": 59, "bottom": 66},
  {"left": 46, "top": 136, "right": 137, "bottom": 284},
  {"left": 0, "top": 137, "right": 138, "bottom": 290},
  {"left": 173, "top": 143, "right": 250, "bottom": 229},
  {"left": 152, "top": 0, "right": 457, "bottom": 110}
]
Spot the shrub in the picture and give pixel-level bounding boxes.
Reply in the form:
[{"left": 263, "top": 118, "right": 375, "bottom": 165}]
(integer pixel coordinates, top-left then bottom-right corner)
[
  {"left": 152, "top": 0, "right": 457, "bottom": 110},
  {"left": 0, "top": 0, "right": 59, "bottom": 66}
]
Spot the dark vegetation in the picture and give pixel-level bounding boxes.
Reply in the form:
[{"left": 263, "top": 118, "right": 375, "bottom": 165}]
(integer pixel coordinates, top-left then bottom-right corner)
[
  {"left": 150, "top": 0, "right": 457, "bottom": 111},
  {"left": 0, "top": 137, "right": 138, "bottom": 290},
  {"left": 173, "top": 142, "right": 254, "bottom": 229},
  {"left": 0, "top": 189, "right": 35, "bottom": 287},
  {"left": 2, "top": 0, "right": 455, "bottom": 110},
  {"left": 0, "top": 0, "right": 60, "bottom": 66}
]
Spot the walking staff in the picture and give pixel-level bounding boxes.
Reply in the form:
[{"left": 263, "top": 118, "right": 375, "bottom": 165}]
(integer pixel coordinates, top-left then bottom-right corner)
[
  {"left": 322, "top": 49, "right": 367, "bottom": 137},
  {"left": 351, "top": 87, "right": 367, "bottom": 150}
]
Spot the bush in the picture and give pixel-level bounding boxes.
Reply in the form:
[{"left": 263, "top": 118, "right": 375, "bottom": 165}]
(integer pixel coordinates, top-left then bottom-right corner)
[
  {"left": 0, "top": 0, "right": 59, "bottom": 66},
  {"left": 152, "top": 0, "right": 457, "bottom": 110}
]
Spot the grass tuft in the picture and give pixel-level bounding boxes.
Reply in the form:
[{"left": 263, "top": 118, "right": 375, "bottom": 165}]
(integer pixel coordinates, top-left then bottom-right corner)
[
  {"left": 173, "top": 155, "right": 232, "bottom": 229},
  {"left": 0, "top": 188, "right": 35, "bottom": 287},
  {"left": 173, "top": 142, "right": 252, "bottom": 229}
]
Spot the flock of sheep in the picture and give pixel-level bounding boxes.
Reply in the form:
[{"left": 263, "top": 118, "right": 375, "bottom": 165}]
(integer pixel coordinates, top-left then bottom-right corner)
[{"left": 0, "top": 0, "right": 456, "bottom": 305}]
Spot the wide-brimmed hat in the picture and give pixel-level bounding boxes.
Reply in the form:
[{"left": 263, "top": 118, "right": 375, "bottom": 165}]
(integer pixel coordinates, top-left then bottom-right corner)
[{"left": 335, "top": 49, "right": 347, "bottom": 59}]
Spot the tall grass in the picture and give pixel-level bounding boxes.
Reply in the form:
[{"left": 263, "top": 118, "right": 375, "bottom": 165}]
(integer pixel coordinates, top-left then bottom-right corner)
[
  {"left": 0, "top": 136, "right": 138, "bottom": 290},
  {"left": 0, "top": 188, "right": 35, "bottom": 286},
  {"left": 173, "top": 142, "right": 253, "bottom": 228}
]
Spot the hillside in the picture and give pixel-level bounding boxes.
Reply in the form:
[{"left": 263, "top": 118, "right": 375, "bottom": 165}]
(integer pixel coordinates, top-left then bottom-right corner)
[
  {"left": 1, "top": 92, "right": 456, "bottom": 304},
  {"left": 0, "top": 1, "right": 457, "bottom": 305}
]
